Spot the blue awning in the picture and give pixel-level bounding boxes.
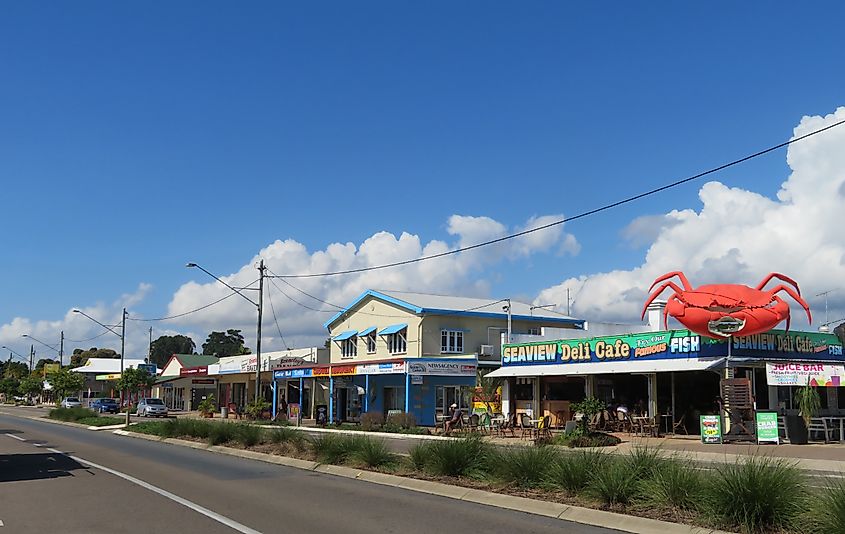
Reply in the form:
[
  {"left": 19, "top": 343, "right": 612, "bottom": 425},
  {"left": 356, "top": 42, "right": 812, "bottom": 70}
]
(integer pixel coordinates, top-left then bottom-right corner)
[
  {"left": 333, "top": 330, "right": 358, "bottom": 341},
  {"left": 378, "top": 323, "right": 407, "bottom": 336},
  {"left": 358, "top": 326, "right": 377, "bottom": 336}
]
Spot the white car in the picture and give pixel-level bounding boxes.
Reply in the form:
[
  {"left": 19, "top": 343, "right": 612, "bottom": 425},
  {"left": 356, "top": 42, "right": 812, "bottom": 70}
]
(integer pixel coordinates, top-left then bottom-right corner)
[
  {"left": 136, "top": 398, "right": 168, "bottom": 417},
  {"left": 61, "top": 397, "right": 82, "bottom": 408}
]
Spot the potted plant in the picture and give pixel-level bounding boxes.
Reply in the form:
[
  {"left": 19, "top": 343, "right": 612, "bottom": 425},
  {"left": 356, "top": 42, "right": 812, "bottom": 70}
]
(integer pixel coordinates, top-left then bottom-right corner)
[
  {"left": 787, "top": 383, "right": 821, "bottom": 444},
  {"left": 197, "top": 394, "right": 216, "bottom": 418}
]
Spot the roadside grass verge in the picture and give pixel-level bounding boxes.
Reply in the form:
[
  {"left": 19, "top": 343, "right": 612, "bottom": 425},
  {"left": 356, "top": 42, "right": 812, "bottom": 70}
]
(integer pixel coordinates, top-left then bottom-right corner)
[
  {"left": 77, "top": 416, "right": 124, "bottom": 427},
  {"left": 49, "top": 407, "right": 98, "bottom": 422},
  {"left": 122, "top": 422, "right": 834, "bottom": 533}
]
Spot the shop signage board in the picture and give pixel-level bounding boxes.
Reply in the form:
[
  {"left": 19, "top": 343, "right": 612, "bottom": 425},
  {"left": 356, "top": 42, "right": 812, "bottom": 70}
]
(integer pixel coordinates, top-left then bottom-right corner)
[
  {"left": 411, "top": 375, "right": 423, "bottom": 385},
  {"left": 137, "top": 364, "right": 157, "bottom": 376},
  {"left": 96, "top": 373, "right": 121, "bottom": 380},
  {"left": 502, "top": 329, "right": 845, "bottom": 368},
  {"left": 700, "top": 415, "right": 722, "bottom": 444},
  {"left": 287, "top": 403, "right": 301, "bottom": 421},
  {"left": 43, "top": 363, "right": 60, "bottom": 376},
  {"left": 755, "top": 412, "right": 779, "bottom": 444},
  {"left": 274, "top": 368, "right": 314, "bottom": 380},
  {"left": 357, "top": 362, "right": 406, "bottom": 375},
  {"left": 192, "top": 379, "right": 215, "bottom": 385},
  {"left": 180, "top": 366, "right": 208, "bottom": 377},
  {"left": 407, "top": 361, "right": 477, "bottom": 376},
  {"left": 765, "top": 362, "right": 845, "bottom": 387}
]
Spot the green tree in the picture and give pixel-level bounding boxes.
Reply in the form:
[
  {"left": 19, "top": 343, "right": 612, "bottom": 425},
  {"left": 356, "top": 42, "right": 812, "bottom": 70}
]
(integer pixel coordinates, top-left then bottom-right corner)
[
  {"left": 3, "top": 361, "right": 29, "bottom": 380},
  {"left": 18, "top": 375, "right": 43, "bottom": 400},
  {"left": 0, "top": 377, "right": 20, "bottom": 399},
  {"left": 835, "top": 322, "right": 845, "bottom": 347},
  {"left": 202, "top": 329, "right": 251, "bottom": 357},
  {"left": 35, "top": 358, "right": 59, "bottom": 373},
  {"left": 475, "top": 368, "right": 503, "bottom": 413},
  {"left": 115, "top": 367, "right": 156, "bottom": 399},
  {"left": 48, "top": 368, "right": 85, "bottom": 400},
  {"left": 70, "top": 347, "right": 119, "bottom": 368},
  {"left": 149, "top": 335, "right": 196, "bottom": 367}
]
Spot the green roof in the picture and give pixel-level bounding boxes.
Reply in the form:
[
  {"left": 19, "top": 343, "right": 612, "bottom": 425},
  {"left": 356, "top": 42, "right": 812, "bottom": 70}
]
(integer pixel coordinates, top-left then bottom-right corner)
[{"left": 174, "top": 354, "right": 219, "bottom": 367}]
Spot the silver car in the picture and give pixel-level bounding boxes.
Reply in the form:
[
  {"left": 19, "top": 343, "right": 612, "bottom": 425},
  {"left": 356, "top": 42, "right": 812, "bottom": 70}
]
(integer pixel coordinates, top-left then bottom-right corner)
[
  {"left": 61, "top": 397, "right": 82, "bottom": 408},
  {"left": 136, "top": 398, "right": 168, "bottom": 417}
]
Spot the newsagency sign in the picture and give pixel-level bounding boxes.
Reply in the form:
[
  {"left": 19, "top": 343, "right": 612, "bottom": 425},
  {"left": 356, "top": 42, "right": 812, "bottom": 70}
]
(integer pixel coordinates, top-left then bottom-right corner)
[{"left": 502, "top": 329, "right": 845, "bottom": 368}]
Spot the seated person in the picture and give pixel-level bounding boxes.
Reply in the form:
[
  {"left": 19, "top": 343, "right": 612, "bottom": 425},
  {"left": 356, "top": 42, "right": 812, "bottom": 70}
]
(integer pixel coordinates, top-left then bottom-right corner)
[{"left": 444, "top": 403, "right": 463, "bottom": 434}]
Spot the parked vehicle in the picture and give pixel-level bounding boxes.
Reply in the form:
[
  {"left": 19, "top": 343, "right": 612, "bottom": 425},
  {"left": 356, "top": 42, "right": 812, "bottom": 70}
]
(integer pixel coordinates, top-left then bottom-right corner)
[
  {"left": 136, "top": 398, "right": 168, "bottom": 418},
  {"left": 60, "top": 397, "right": 82, "bottom": 409},
  {"left": 91, "top": 398, "right": 119, "bottom": 414}
]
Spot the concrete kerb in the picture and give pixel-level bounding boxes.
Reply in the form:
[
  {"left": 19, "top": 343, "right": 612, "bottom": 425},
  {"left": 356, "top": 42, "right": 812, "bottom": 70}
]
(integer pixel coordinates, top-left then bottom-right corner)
[{"left": 112, "top": 428, "right": 731, "bottom": 534}]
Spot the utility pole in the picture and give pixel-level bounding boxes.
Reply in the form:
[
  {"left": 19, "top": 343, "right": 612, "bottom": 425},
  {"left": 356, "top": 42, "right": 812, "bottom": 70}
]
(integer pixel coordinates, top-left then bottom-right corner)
[
  {"left": 566, "top": 288, "right": 571, "bottom": 316},
  {"left": 29, "top": 344, "right": 34, "bottom": 372},
  {"left": 120, "top": 308, "right": 129, "bottom": 427},
  {"left": 504, "top": 298, "right": 512, "bottom": 344},
  {"left": 59, "top": 331, "right": 64, "bottom": 368},
  {"left": 255, "top": 259, "right": 265, "bottom": 404},
  {"left": 148, "top": 326, "right": 153, "bottom": 363}
]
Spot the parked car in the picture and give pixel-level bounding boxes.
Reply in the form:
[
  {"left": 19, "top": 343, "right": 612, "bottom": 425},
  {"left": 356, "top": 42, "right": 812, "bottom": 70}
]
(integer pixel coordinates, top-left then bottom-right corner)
[
  {"left": 61, "top": 397, "right": 82, "bottom": 408},
  {"left": 136, "top": 398, "right": 168, "bottom": 417},
  {"left": 91, "top": 398, "right": 119, "bottom": 414}
]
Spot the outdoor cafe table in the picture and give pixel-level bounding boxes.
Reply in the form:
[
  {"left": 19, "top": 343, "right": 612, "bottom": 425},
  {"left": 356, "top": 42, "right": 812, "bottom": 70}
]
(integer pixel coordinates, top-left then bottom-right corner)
[
  {"left": 822, "top": 416, "right": 845, "bottom": 443},
  {"left": 632, "top": 416, "right": 658, "bottom": 437}
]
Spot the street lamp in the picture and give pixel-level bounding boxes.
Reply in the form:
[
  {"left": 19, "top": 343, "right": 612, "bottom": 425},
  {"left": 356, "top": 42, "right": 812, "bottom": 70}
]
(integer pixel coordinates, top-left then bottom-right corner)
[
  {"left": 21, "top": 332, "right": 64, "bottom": 367},
  {"left": 187, "top": 260, "right": 265, "bottom": 404},
  {"left": 72, "top": 308, "right": 129, "bottom": 425},
  {"left": 1, "top": 345, "right": 28, "bottom": 364}
]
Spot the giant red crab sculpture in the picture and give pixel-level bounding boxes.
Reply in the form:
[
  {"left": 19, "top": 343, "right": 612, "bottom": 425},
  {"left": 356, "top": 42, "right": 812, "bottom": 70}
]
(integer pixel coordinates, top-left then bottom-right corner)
[{"left": 641, "top": 272, "right": 812, "bottom": 338}]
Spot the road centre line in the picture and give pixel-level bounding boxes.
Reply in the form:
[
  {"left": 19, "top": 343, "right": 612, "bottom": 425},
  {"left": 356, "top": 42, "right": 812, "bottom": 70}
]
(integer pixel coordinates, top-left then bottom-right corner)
[{"left": 2, "top": 432, "right": 261, "bottom": 534}]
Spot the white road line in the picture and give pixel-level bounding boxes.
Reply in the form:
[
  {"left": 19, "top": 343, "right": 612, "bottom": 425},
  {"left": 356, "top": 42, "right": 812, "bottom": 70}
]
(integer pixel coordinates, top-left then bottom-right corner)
[
  {"left": 3, "top": 431, "right": 260, "bottom": 533},
  {"left": 66, "top": 453, "right": 262, "bottom": 534}
]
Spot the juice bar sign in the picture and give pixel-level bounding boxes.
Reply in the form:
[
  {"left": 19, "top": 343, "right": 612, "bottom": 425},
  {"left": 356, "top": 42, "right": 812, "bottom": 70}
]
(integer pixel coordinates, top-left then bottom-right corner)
[{"left": 502, "top": 331, "right": 702, "bottom": 366}]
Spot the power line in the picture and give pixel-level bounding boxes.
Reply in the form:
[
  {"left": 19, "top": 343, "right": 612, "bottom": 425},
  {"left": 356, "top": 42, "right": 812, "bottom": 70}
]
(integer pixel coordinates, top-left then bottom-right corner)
[
  {"left": 268, "top": 270, "right": 343, "bottom": 310},
  {"left": 66, "top": 330, "right": 111, "bottom": 343},
  {"left": 266, "top": 277, "right": 335, "bottom": 313},
  {"left": 265, "top": 281, "right": 291, "bottom": 350},
  {"left": 127, "top": 278, "right": 260, "bottom": 322},
  {"left": 268, "top": 118, "right": 845, "bottom": 279}
]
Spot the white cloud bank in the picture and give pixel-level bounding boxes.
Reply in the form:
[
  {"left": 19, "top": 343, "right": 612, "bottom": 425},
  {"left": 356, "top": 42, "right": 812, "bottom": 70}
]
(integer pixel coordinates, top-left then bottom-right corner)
[
  {"left": 163, "top": 214, "right": 579, "bottom": 350},
  {"left": 538, "top": 107, "right": 845, "bottom": 329}
]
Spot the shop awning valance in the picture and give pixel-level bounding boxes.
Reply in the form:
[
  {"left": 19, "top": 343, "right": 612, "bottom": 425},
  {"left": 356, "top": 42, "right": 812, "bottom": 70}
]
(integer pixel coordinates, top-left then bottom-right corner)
[
  {"left": 378, "top": 323, "right": 407, "bottom": 336},
  {"left": 333, "top": 330, "right": 358, "bottom": 341},
  {"left": 358, "top": 326, "right": 377, "bottom": 336},
  {"left": 487, "top": 358, "right": 725, "bottom": 378}
]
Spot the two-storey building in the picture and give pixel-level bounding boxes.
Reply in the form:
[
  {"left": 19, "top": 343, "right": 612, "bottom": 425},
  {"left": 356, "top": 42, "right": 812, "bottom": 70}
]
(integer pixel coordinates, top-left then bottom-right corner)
[{"left": 316, "top": 289, "right": 582, "bottom": 425}]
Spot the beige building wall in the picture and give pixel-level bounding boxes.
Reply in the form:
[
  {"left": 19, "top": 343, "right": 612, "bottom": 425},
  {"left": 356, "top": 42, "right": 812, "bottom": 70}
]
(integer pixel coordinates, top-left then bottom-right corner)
[
  {"left": 328, "top": 295, "right": 578, "bottom": 363},
  {"left": 328, "top": 298, "right": 421, "bottom": 363}
]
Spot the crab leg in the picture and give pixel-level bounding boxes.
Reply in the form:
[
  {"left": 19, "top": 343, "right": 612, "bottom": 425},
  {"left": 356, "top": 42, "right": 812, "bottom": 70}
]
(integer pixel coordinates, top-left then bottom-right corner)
[
  {"left": 641, "top": 281, "right": 685, "bottom": 319},
  {"left": 756, "top": 273, "right": 802, "bottom": 296},
  {"left": 766, "top": 284, "right": 813, "bottom": 324},
  {"left": 648, "top": 271, "right": 693, "bottom": 292}
]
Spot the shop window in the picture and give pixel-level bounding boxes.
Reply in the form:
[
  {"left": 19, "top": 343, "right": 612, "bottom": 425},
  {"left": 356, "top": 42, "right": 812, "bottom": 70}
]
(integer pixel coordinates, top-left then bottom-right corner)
[
  {"left": 513, "top": 380, "right": 534, "bottom": 401},
  {"left": 435, "top": 385, "right": 467, "bottom": 418},
  {"left": 527, "top": 327, "right": 541, "bottom": 336},
  {"left": 440, "top": 329, "right": 464, "bottom": 353},
  {"left": 366, "top": 331, "right": 377, "bottom": 353},
  {"left": 341, "top": 337, "right": 357, "bottom": 358},
  {"left": 387, "top": 329, "right": 407, "bottom": 354},
  {"left": 383, "top": 386, "right": 406, "bottom": 412}
]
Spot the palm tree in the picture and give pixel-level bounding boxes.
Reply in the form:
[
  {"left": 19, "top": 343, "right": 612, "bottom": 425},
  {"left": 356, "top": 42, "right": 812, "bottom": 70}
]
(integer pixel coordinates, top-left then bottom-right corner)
[{"left": 475, "top": 368, "right": 503, "bottom": 413}]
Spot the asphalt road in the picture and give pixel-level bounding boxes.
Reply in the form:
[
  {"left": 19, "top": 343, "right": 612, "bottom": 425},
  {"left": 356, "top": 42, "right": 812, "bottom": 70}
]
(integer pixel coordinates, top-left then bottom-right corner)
[{"left": 0, "top": 410, "right": 616, "bottom": 534}]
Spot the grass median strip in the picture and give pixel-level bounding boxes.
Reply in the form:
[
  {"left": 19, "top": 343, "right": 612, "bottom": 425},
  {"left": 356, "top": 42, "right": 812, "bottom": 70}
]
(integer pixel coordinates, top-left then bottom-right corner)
[{"left": 127, "top": 419, "right": 838, "bottom": 534}]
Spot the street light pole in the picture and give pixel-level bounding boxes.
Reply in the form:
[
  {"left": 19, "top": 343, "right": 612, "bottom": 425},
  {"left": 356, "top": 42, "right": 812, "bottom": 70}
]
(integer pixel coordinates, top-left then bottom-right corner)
[{"left": 59, "top": 331, "right": 64, "bottom": 368}]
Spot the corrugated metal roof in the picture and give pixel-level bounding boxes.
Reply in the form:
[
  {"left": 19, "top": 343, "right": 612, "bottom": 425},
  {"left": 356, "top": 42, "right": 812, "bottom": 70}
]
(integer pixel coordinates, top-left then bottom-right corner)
[{"left": 324, "top": 289, "right": 582, "bottom": 329}]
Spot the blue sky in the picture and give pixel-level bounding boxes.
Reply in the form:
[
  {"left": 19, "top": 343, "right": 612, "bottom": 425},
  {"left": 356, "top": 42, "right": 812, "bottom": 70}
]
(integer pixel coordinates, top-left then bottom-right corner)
[{"left": 2, "top": 3, "right": 844, "bottom": 357}]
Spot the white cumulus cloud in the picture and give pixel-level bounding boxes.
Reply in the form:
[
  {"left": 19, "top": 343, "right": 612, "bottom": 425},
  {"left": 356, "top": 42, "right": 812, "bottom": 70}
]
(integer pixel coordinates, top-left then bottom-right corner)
[{"left": 537, "top": 107, "right": 845, "bottom": 330}]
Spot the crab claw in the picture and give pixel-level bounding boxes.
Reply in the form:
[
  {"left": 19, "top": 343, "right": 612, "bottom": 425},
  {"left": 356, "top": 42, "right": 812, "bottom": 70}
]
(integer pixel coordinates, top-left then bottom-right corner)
[{"left": 641, "top": 281, "right": 686, "bottom": 320}]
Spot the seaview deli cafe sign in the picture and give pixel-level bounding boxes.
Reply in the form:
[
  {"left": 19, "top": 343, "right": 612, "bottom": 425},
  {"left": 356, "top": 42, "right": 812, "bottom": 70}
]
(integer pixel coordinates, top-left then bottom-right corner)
[
  {"left": 765, "top": 362, "right": 845, "bottom": 387},
  {"left": 502, "top": 330, "right": 703, "bottom": 367}
]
